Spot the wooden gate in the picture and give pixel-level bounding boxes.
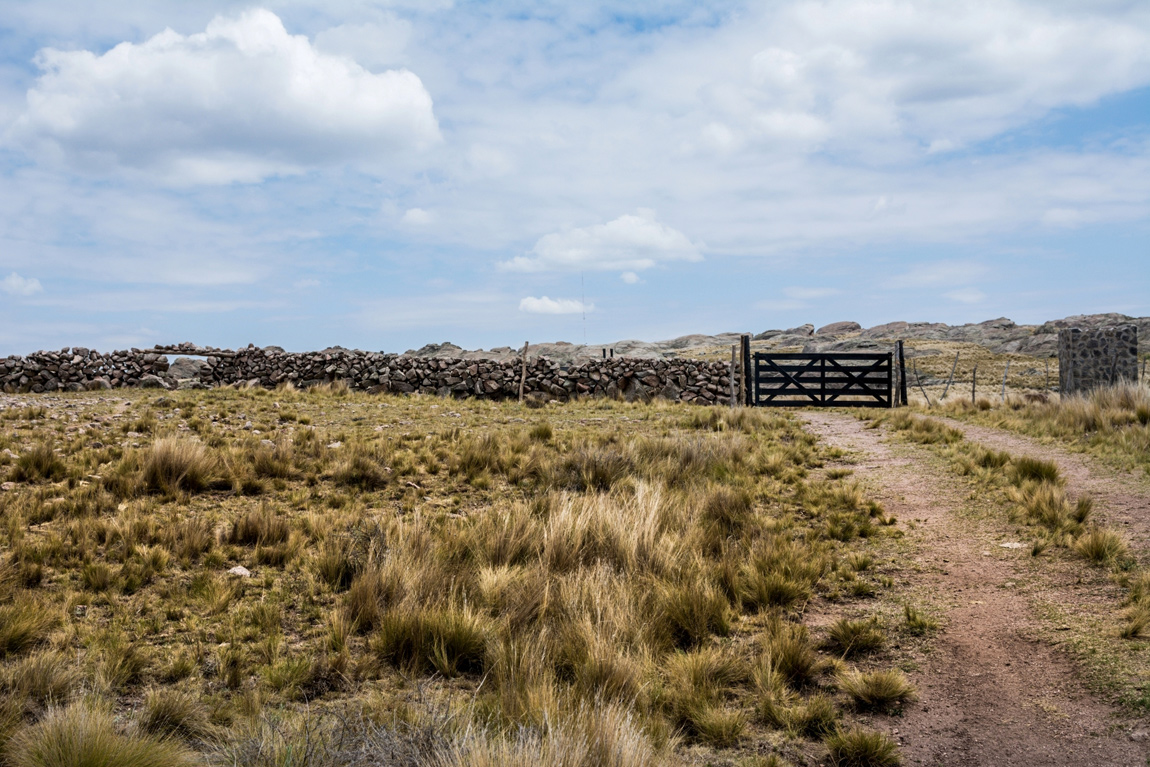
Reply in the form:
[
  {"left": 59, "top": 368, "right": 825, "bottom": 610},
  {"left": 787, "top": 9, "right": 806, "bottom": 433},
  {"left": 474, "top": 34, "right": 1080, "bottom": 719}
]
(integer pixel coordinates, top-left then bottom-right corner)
[{"left": 750, "top": 352, "right": 893, "bottom": 408}]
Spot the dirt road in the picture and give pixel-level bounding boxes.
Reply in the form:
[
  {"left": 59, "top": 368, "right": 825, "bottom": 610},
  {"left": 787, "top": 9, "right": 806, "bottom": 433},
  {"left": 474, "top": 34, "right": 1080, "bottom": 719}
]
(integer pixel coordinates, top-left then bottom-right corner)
[
  {"left": 937, "top": 417, "right": 1150, "bottom": 554},
  {"left": 802, "top": 411, "right": 1146, "bottom": 767}
]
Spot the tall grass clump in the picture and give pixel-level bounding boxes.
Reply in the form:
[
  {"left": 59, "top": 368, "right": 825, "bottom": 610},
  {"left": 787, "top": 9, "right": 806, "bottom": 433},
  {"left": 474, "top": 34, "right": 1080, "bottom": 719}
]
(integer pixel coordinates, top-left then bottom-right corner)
[
  {"left": 10, "top": 444, "right": 67, "bottom": 483},
  {"left": 6, "top": 703, "right": 197, "bottom": 767},
  {"left": 1009, "top": 456, "right": 1060, "bottom": 486},
  {"left": 141, "top": 438, "right": 216, "bottom": 494},
  {"left": 824, "top": 726, "right": 901, "bottom": 767}
]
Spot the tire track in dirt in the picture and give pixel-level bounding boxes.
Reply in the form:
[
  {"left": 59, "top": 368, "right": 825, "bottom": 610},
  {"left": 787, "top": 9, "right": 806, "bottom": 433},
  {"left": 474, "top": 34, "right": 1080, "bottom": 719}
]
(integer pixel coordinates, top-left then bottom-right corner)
[
  {"left": 937, "top": 417, "right": 1150, "bottom": 554},
  {"left": 801, "top": 411, "right": 1145, "bottom": 767}
]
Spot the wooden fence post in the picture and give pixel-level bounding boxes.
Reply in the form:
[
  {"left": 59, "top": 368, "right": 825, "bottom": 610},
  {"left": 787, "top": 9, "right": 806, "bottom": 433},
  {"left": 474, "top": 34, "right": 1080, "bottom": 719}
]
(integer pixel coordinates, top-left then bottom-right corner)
[
  {"left": 741, "top": 334, "right": 753, "bottom": 406},
  {"left": 518, "top": 342, "right": 529, "bottom": 403},
  {"left": 729, "top": 345, "right": 737, "bottom": 409},
  {"left": 971, "top": 365, "right": 977, "bottom": 404},
  {"left": 941, "top": 352, "right": 959, "bottom": 399},
  {"left": 912, "top": 358, "right": 933, "bottom": 407},
  {"left": 897, "top": 340, "right": 908, "bottom": 407},
  {"left": 1000, "top": 361, "right": 1011, "bottom": 402}
]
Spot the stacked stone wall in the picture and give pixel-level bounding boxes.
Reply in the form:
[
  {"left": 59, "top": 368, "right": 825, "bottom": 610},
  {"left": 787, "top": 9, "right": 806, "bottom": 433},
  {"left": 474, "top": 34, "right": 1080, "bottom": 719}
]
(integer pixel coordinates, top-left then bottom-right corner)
[
  {"left": 1057, "top": 325, "right": 1138, "bottom": 395},
  {"left": 2, "top": 345, "right": 737, "bottom": 405}
]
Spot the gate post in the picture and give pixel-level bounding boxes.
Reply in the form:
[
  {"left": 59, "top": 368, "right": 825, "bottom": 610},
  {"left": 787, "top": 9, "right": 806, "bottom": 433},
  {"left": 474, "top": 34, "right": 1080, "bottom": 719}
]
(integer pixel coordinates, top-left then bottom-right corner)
[
  {"left": 741, "top": 334, "right": 753, "bottom": 406},
  {"left": 897, "top": 340, "right": 908, "bottom": 406}
]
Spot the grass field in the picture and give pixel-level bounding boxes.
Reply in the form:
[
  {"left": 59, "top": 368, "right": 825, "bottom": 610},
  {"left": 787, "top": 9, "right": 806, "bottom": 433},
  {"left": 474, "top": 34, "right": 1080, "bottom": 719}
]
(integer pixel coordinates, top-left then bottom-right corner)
[
  {"left": 0, "top": 388, "right": 924, "bottom": 767},
  {"left": 929, "top": 383, "right": 1150, "bottom": 476}
]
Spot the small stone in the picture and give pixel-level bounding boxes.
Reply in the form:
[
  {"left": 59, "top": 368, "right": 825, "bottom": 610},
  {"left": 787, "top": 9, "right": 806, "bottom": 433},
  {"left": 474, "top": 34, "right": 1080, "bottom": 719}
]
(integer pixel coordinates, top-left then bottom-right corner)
[
  {"left": 260, "top": 439, "right": 275, "bottom": 447},
  {"left": 228, "top": 566, "right": 252, "bottom": 578},
  {"left": 1, "top": 482, "right": 16, "bottom": 491},
  {"left": 999, "top": 542, "right": 1025, "bottom": 549},
  {"left": 327, "top": 441, "right": 343, "bottom": 449}
]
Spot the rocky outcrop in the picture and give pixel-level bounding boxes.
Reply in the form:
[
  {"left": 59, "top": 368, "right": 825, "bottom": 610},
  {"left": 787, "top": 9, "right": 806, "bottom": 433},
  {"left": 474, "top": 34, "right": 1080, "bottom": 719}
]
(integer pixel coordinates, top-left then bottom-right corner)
[
  {"left": 815, "top": 321, "right": 862, "bottom": 336},
  {"left": 804, "top": 314, "right": 1149, "bottom": 357}
]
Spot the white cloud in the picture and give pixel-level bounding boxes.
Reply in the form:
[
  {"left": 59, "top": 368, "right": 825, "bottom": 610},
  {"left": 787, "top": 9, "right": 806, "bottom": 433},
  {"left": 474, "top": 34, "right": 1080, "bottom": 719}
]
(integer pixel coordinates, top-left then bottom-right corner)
[
  {"left": 1041, "top": 208, "right": 1087, "bottom": 227},
  {"left": 2, "top": 272, "right": 44, "bottom": 296},
  {"left": 502, "top": 209, "right": 702, "bottom": 273},
  {"left": 402, "top": 208, "right": 434, "bottom": 225},
  {"left": 945, "top": 287, "right": 987, "bottom": 304},
  {"left": 10, "top": 9, "right": 440, "bottom": 183},
  {"left": 313, "top": 16, "right": 413, "bottom": 71},
  {"left": 890, "top": 261, "right": 989, "bottom": 289},
  {"left": 755, "top": 298, "right": 806, "bottom": 312},
  {"left": 620, "top": 271, "right": 641, "bottom": 284},
  {"left": 784, "top": 286, "right": 840, "bottom": 300},
  {"left": 518, "top": 296, "right": 591, "bottom": 315}
]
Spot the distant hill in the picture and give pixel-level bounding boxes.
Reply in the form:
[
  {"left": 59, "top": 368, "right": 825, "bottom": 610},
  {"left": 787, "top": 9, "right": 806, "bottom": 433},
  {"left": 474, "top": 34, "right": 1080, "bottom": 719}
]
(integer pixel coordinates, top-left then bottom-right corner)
[{"left": 406, "top": 313, "right": 1148, "bottom": 363}]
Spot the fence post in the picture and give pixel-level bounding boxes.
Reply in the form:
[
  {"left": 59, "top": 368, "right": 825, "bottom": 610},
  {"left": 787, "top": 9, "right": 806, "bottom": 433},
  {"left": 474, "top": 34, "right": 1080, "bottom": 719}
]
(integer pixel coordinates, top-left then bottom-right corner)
[
  {"left": 1000, "top": 361, "right": 1010, "bottom": 402},
  {"left": 972, "top": 365, "right": 977, "bottom": 404},
  {"left": 518, "top": 342, "right": 529, "bottom": 403},
  {"left": 912, "top": 358, "right": 933, "bottom": 407},
  {"left": 729, "top": 345, "right": 737, "bottom": 409},
  {"left": 897, "top": 340, "right": 908, "bottom": 406},
  {"left": 741, "top": 334, "right": 753, "bottom": 406},
  {"left": 941, "top": 352, "right": 959, "bottom": 399}
]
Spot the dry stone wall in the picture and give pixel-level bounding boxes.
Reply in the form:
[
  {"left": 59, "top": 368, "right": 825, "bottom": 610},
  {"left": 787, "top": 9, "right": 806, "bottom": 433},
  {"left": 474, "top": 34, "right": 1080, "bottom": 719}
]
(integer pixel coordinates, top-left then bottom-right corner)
[
  {"left": 1058, "top": 325, "right": 1139, "bottom": 395},
  {"left": 2, "top": 344, "right": 737, "bottom": 405}
]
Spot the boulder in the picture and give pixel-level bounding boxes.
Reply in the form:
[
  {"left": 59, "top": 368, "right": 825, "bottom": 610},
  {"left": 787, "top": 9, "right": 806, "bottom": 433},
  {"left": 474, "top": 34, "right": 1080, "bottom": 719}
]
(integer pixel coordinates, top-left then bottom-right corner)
[
  {"left": 138, "top": 374, "right": 169, "bottom": 389},
  {"left": 815, "top": 321, "right": 862, "bottom": 336},
  {"left": 168, "top": 357, "right": 208, "bottom": 380}
]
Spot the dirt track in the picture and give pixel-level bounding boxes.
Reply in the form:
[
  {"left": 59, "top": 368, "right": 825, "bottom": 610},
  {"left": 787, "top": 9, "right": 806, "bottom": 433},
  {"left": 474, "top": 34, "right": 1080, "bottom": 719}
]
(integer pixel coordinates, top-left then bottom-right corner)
[
  {"left": 802, "top": 411, "right": 1147, "bottom": 767},
  {"left": 937, "top": 417, "right": 1150, "bottom": 554}
]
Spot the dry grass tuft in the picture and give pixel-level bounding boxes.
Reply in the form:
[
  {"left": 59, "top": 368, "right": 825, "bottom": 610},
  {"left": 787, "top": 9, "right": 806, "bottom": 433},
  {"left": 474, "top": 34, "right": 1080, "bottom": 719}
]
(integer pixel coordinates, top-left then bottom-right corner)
[
  {"left": 7, "top": 703, "right": 198, "bottom": 767},
  {"left": 824, "top": 726, "right": 901, "bottom": 767},
  {"left": 0, "top": 598, "right": 56, "bottom": 657},
  {"left": 139, "top": 688, "right": 213, "bottom": 742},
  {"left": 10, "top": 444, "right": 67, "bottom": 483},
  {"left": 1009, "top": 456, "right": 1060, "bottom": 486},
  {"left": 825, "top": 618, "right": 885, "bottom": 658},
  {"left": 142, "top": 438, "right": 216, "bottom": 494},
  {"left": 838, "top": 669, "right": 916, "bottom": 712},
  {"left": 1074, "top": 527, "right": 1130, "bottom": 565}
]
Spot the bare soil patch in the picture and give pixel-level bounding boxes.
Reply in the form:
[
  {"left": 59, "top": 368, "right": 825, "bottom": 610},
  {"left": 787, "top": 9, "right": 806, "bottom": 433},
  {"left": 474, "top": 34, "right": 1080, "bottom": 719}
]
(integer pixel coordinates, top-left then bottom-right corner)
[{"left": 802, "top": 411, "right": 1146, "bottom": 766}]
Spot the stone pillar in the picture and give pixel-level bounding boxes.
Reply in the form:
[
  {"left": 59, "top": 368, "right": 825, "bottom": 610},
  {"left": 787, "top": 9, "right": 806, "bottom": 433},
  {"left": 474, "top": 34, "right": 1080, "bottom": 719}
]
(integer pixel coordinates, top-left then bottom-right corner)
[{"left": 1058, "top": 325, "right": 1138, "bottom": 395}]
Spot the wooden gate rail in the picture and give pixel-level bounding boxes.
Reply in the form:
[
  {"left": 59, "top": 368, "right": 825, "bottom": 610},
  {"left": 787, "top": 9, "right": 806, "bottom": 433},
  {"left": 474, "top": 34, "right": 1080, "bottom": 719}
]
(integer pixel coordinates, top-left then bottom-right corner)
[{"left": 752, "top": 352, "right": 893, "bottom": 408}]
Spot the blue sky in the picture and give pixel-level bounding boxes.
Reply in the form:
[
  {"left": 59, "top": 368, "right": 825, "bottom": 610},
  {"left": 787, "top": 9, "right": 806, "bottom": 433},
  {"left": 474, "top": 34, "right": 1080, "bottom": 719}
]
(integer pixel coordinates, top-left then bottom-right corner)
[{"left": 0, "top": 0, "right": 1147, "bottom": 355}]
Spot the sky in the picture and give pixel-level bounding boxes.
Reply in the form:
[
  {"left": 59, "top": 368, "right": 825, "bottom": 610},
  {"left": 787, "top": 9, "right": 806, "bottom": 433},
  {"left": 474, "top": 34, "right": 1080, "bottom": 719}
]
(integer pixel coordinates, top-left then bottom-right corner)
[{"left": 0, "top": 0, "right": 1148, "bottom": 355}]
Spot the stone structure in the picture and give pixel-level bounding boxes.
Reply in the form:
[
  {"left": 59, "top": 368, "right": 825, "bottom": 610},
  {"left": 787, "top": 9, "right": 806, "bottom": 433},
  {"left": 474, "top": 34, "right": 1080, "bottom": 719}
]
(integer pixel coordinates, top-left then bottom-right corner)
[
  {"left": 1, "top": 343, "right": 736, "bottom": 405},
  {"left": 1058, "top": 325, "right": 1138, "bottom": 395}
]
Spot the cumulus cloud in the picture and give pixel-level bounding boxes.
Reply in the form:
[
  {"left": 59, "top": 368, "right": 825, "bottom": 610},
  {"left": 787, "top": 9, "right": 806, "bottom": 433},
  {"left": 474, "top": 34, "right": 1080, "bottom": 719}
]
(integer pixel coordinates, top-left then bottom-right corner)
[
  {"left": 945, "top": 287, "right": 987, "bottom": 304},
  {"left": 784, "top": 286, "right": 840, "bottom": 300},
  {"left": 10, "top": 9, "right": 440, "bottom": 183},
  {"left": 1, "top": 273, "right": 44, "bottom": 296},
  {"left": 518, "top": 296, "right": 591, "bottom": 314},
  {"left": 502, "top": 210, "right": 702, "bottom": 273},
  {"left": 890, "top": 261, "right": 988, "bottom": 289},
  {"left": 620, "top": 271, "right": 641, "bottom": 284},
  {"left": 402, "top": 208, "right": 434, "bottom": 225},
  {"left": 659, "top": 1, "right": 1150, "bottom": 156}
]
